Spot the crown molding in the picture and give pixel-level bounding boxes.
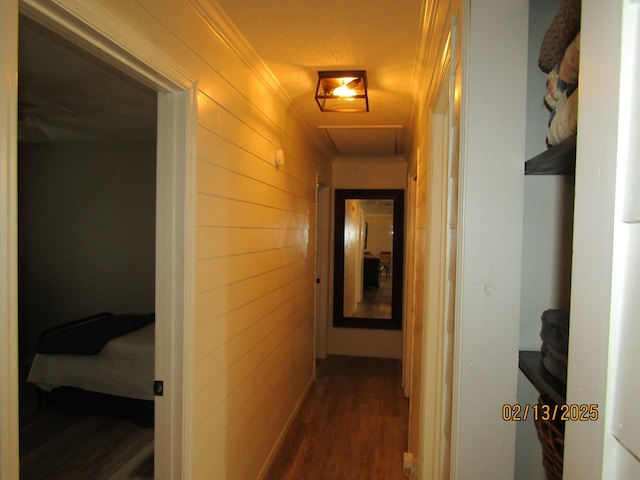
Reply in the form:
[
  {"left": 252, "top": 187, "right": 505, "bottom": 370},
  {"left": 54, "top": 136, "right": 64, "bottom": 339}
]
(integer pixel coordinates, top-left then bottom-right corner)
[
  {"left": 406, "top": 0, "right": 457, "bottom": 173},
  {"left": 189, "top": 0, "right": 334, "bottom": 158}
]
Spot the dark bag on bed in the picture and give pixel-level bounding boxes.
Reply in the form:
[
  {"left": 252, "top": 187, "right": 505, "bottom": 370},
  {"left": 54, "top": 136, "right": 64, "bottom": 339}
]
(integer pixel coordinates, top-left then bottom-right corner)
[{"left": 36, "top": 312, "right": 155, "bottom": 355}]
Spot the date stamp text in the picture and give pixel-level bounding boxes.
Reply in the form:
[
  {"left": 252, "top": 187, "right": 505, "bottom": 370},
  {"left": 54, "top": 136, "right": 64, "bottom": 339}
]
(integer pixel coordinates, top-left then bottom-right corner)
[{"left": 502, "top": 403, "right": 599, "bottom": 421}]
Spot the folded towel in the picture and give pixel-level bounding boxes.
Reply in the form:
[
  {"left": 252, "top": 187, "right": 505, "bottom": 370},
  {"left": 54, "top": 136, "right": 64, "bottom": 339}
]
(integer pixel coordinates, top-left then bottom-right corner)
[{"left": 540, "top": 309, "right": 570, "bottom": 383}]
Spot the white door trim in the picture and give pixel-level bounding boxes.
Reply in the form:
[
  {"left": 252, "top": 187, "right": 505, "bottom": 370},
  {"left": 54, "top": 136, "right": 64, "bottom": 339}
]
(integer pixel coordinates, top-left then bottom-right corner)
[
  {"left": 2, "top": 2, "right": 197, "bottom": 478},
  {"left": 0, "top": 1, "right": 20, "bottom": 478},
  {"left": 315, "top": 182, "right": 330, "bottom": 359},
  {"left": 403, "top": 172, "right": 417, "bottom": 396},
  {"left": 155, "top": 85, "right": 198, "bottom": 480}
]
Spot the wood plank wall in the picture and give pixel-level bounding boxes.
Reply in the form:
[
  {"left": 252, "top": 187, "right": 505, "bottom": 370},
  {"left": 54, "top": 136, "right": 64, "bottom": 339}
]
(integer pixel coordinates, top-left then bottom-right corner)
[
  {"left": 74, "top": 1, "right": 332, "bottom": 478},
  {"left": 405, "top": 1, "right": 460, "bottom": 477}
]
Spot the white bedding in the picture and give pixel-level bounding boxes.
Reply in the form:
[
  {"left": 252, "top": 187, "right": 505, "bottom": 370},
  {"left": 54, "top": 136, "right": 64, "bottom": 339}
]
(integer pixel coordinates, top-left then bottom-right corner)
[{"left": 27, "top": 322, "right": 155, "bottom": 401}]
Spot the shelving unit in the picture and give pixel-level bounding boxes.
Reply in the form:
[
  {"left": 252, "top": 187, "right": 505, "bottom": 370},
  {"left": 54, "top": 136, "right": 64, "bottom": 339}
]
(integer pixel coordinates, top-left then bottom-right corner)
[
  {"left": 519, "top": 134, "right": 576, "bottom": 478},
  {"left": 518, "top": 350, "right": 566, "bottom": 405},
  {"left": 519, "top": 135, "right": 576, "bottom": 404},
  {"left": 525, "top": 135, "right": 576, "bottom": 176},
  {"left": 514, "top": 0, "right": 581, "bottom": 475}
]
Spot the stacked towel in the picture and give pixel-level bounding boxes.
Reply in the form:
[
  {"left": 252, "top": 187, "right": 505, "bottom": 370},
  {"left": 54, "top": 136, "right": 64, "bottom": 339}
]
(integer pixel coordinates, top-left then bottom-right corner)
[
  {"left": 539, "top": 0, "right": 581, "bottom": 147},
  {"left": 540, "top": 309, "right": 570, "bottom": 384}
]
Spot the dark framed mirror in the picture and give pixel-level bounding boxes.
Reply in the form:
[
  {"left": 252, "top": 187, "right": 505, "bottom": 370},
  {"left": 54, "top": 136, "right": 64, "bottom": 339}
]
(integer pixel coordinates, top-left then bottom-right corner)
[{"left": 333, "top": 189, "right": 404, "bottom": 330}]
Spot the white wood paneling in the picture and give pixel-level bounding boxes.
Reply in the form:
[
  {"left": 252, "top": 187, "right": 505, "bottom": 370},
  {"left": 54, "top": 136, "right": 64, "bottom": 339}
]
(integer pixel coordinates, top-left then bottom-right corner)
[
  {"left": 128, "top": 3, "right": 329, "bottom": 478},
  {"left": 405, "top": 3, "right": 460, "bottom": 478},
  {"left": 3, "top": 1, "right": 331, "bottom": 480}
]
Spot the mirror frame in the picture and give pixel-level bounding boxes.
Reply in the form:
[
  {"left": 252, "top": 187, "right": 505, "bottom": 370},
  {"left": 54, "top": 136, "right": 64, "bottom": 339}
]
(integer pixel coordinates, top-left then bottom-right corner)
[{"left": 333, "top": 189, "right": 404, "bottom": 330}]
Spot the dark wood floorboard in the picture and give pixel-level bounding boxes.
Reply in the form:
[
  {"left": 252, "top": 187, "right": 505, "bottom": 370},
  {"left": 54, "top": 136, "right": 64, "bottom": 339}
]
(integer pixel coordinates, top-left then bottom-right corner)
[
  {"left": 264, "top": 355, "right": 409, "bottom": 480},
  {"left": 351, "top": 275, "right": 393, "bottom": 320},
  {"left": 19, "top": 381, "right": 153, "bottom": 480}
]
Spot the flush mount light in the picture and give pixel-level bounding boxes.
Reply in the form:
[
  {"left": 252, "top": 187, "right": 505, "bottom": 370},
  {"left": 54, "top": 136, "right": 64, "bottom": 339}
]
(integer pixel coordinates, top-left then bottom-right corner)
[{"left": 315, "top": 70, "right": 369, "bottom": 112}]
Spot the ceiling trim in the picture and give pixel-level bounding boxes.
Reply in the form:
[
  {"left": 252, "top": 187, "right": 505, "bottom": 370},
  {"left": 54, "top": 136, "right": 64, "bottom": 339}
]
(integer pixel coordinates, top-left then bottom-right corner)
[
  {"left": 317, "top": 125, "right": 403, "bottom": 130},
  {"left": 189, "top": 0, "right": 334, "bottom": 157},
  {"left": 319, "top": 125, "right": 403, "bottom": 157}
]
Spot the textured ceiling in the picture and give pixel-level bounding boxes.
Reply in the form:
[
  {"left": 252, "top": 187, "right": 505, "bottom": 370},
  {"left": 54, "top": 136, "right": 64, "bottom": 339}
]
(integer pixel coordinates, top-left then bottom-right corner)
[
  {"left": 18, "top": 16, "right": 157, "bottom": 144},
  {"left": 215, "top": 0, "right": 423, "bottom": 157},
  {"left": 18, "top": 0, "right": 424, "bottom": 158}
]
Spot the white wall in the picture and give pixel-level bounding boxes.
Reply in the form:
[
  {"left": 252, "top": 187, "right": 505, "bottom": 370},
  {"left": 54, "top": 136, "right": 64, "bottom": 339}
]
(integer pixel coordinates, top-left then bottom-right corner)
[
  {"left": 18, "top": 142, "right": 156, "bottom": 360},
  {"left": 365, "top": 213, "right": 393, "bottom": 258},
  {"left": 604, "top": 1, "right": 640, "bottom": 477},
  {"left": 452, "top": 0, "right": 528, "bottom": 477},
  {"left": 330, "top": 156, "right": 406, "bottom": 359},
  {"left": 568, "top": 0, "right": 630, "bottom": 477}
]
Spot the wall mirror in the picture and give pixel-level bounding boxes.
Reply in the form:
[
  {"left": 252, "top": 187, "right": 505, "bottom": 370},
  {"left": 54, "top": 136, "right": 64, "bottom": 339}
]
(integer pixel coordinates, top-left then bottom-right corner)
[{"left": 333, "top": 189, "right": 404, "bottom": 330}]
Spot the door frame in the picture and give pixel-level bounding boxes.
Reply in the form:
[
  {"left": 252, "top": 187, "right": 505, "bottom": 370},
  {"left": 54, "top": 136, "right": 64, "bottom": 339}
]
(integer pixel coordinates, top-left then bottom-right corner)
[
  {"left": 406, "top": 14, "right": 459, "bottom": 479},
  {"left": 1, "top": 1, "right": 197, "bottom": 478},
  {"left": 0, "top": 1, "right": 20, "bottom": 477},
  {"left": 315, "top": 182, "right": 330, "bottom": 359}
]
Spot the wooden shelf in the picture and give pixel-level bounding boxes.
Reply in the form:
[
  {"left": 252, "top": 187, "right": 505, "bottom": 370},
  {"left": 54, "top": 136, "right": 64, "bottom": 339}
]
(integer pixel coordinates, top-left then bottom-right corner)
[
  {"left": 519, "top": 350, "right": 566, "bottom": 405},
  {"left": 525, "top": 135, "right": 576, "bottom": 175}
]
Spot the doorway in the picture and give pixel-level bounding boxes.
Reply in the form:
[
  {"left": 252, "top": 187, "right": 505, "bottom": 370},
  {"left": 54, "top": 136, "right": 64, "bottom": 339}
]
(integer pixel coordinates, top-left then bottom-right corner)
[
  {"left": 2, "top": 4, "right": 196, "bottom": 478},
  {"left": 17, "top": 14, "right": 157, "bottom": 477}
]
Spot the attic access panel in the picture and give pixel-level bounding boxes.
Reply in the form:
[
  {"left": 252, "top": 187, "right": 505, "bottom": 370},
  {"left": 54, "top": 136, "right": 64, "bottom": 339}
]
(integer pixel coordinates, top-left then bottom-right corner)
[{"left": 319, "top": 126, "right": 401, "bottom": 156}]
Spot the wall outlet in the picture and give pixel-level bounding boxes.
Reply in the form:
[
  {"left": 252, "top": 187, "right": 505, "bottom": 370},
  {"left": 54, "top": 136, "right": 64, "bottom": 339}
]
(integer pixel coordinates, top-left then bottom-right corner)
[{"left": 403, "top": 451, "right": 416, "bottom": 475}]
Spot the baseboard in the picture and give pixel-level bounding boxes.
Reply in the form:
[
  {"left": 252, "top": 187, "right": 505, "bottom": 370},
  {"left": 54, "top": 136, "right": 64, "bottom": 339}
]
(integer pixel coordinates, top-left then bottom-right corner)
[
  {"left": 328, "top": 328, "right": 403, "bottom": 359},
  {"left": 255, "top": 375, "right": 314, "bottom": 480}
]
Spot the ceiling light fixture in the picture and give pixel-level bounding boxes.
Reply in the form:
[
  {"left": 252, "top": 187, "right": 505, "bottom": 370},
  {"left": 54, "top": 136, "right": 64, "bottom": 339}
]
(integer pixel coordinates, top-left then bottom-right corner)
[{"left": 315, "top": 70, "right": 369, "bottom": 112}]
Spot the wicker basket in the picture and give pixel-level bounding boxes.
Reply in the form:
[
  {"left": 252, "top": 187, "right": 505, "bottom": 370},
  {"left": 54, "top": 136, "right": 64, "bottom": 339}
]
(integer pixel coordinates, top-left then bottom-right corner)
[{"left": 534, "top": 394, "right": 564, "bottom": 480}]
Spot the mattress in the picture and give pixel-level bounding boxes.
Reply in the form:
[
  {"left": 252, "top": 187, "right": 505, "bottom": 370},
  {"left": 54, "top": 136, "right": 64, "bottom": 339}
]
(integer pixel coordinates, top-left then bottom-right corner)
[{"left": 27, "top": 322, "right": 155, "bottom": 401}]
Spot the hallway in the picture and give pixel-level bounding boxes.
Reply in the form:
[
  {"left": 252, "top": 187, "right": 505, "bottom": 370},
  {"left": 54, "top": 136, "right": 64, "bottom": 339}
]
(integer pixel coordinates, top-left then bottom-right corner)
[{"left": 264, "top": 356, "right": 409, "bottom": 480}]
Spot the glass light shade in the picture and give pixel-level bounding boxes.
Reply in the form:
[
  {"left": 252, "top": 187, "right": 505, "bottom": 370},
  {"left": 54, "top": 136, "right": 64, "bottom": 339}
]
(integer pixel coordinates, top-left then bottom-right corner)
[{"left": 315, "top": 70, "right": 369, "bottom": 112}]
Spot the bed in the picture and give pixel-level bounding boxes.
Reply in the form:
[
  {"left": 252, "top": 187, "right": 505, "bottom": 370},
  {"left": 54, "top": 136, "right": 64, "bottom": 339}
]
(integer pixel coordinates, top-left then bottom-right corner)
[{"left": 27, "top": 312, "right": 155, "bottom": 426}]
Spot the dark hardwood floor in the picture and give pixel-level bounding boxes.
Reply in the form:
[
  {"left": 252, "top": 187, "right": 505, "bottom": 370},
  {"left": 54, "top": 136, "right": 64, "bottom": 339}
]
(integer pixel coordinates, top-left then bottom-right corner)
[
  {"left": 19, "top": 355, "right": 407, "bottom": 479},
  {"left": 19, "top": 381, "right": 153, "bottom": 480},
  {"left": 264, "top": 355, "right": 409, "bottom": 480},
  {"left": 350, "top": 275, "right": 393, "bottom": 320}
]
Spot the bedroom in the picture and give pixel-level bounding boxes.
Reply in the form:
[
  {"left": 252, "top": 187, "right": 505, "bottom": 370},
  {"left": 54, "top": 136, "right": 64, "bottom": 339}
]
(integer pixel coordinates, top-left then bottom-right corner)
[{"left": 17, "top": 14, "right": 158, "bottom": 478}]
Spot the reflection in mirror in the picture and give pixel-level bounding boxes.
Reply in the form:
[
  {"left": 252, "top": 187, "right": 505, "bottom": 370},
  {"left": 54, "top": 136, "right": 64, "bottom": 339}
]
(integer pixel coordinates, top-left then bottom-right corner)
[
  {"left": 343, "top": 199, "right": 393, "bottom": 319},
  {"left": 334, "top": 190, "right": 403, "bottom": 330}
]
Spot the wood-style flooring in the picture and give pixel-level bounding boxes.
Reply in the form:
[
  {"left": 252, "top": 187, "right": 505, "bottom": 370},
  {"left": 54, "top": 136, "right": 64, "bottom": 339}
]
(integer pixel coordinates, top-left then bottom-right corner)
[
  {"left": 19, "top": 382, "right": 153, "bottom": 480},
  {"left": 351, "top": 275, "right": 393, "bottom": 320},
  {"left": 264, "top": 355, "right": 409, "bottom": 480},
  {"left": 19, "top": 355, "right": 408, "bottom": 479}
]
